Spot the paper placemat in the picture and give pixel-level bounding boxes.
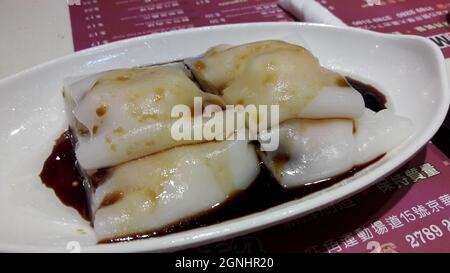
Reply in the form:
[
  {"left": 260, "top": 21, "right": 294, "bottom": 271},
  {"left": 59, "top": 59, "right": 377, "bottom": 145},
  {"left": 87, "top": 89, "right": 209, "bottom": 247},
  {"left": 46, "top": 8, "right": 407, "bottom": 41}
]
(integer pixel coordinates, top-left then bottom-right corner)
[
  {"left": 315, "top": 0, "right": 450, "bottom": 57},
  {"left": 69, "top": 0, "right": 294, "bottom": 51},
  {"left": 184, "top": 143, "right": 450, "bottom": 253}
]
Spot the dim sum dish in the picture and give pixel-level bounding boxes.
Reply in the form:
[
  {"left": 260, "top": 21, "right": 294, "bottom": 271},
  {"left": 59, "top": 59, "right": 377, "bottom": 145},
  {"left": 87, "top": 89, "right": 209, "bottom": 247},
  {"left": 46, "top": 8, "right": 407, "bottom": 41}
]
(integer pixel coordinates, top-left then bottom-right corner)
[{"left": 0, "top": 23, "right": 448, "bottom": 252}]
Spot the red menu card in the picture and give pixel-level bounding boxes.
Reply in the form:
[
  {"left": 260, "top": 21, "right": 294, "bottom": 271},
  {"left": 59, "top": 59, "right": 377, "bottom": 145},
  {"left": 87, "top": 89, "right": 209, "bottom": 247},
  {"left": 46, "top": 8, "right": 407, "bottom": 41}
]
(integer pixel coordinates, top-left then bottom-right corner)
[
  {"left": 68, "top": 0, "right": 450, "bottom": 252},
  {"left": 315, "top": 0, "right": 450, "bottom": 129},
  {"left": 315, "top": 0, "right": 450, "bottom": 57},
  {"left": 187, "top": 143, "right": 450, "bottom": 253},
  {"left": 69, "top": 0, "right": 294, "bottom": 51}
]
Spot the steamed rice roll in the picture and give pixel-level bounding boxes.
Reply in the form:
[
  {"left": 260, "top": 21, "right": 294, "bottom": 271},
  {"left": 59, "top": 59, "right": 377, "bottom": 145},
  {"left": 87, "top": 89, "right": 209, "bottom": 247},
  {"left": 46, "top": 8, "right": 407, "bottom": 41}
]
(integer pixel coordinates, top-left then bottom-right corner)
[
  {"left": 259, "top": 119, "right": 355, "bottom": 188},
  {"left": 189, "top": 40, "right": 302, "bottom": 94},
  {"left": 354, "top": 109, "right": 414, "bottom": 165},
  {"left": 259, "top": 109, "right": 413, "bottom": 188},
  {"left": 63, "top": 65, "right": 235, "bottom": 170},
  {"left": 89, "top": 139, "right": 260, "bottom": 241},
  {"left": 189, "top": 41, "right": 365, "bottom": 127}
]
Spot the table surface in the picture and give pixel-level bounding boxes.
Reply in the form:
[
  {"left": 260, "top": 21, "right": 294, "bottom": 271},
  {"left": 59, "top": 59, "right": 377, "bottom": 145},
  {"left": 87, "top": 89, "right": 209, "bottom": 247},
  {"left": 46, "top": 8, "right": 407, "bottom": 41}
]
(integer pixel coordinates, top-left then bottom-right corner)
[
  {"left": 0, "top": 0, "right": 73, "bottom": 80},
  {"left": 2, "top": 0, "right": 450, "bottom": 81}
]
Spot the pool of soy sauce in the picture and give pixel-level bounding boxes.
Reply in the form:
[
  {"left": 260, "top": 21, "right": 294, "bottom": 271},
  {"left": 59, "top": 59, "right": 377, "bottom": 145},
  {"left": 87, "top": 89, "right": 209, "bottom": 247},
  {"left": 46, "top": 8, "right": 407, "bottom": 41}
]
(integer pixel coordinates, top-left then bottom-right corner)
[
  {"left": 40, "top": 77, "right": 387, "bottom": 243},
  {"left": 40, "top": 130, "right": 90, "bottom": 220}
]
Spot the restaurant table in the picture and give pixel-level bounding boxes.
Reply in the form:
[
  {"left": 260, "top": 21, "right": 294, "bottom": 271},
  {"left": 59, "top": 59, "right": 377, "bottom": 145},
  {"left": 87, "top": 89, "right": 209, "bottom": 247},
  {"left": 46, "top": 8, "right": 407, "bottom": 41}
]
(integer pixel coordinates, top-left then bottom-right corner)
[
  {"left": 1, "top": 0, "right": 449, "bottom": 253},
  {"left": 2, "top": 0, "right": 450, "bottom": 79}
]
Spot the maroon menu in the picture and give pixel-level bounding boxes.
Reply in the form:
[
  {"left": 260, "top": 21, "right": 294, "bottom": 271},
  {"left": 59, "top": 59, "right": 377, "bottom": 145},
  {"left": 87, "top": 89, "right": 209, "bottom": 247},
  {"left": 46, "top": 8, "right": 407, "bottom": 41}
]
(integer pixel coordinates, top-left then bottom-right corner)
[
  {"left": 315, "top": 0, "right": 450, "bottom": 129},
  {"left": 69, "top": 0, "right": 294, "bottom": 51},
  {"left": 68, "top": 0, "right": 450, "bottom": 252},
  {"left": 186, "top": 143, "right": 450, "bottom": 253},
  {"left": 316, "top": 0, "right": 450, "bottom": 57}
]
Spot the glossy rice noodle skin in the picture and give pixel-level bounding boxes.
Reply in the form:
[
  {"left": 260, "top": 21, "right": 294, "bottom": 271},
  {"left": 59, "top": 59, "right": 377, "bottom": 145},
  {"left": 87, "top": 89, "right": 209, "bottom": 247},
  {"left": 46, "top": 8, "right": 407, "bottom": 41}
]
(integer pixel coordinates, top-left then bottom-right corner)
[
  {"left": 190, "top": 40, "right": 303, "bottom": 94},
  {"left": 63, "top": 65, "right": 230, "bottom": 170},
  {"left": 189, "top": 40, "right": 410, "bottom": 189},
  {"left": 41, "top": 40, "right": 414, "bottom": 243},
  {"left": 190, "top": 40, "right": 365, "bottom": 127},
  {"left": 354, "top": 109, "right": 414, "bottom": 165},
  {"left": 259, "top": 113, "right": 413, "bottom": 189},
  {"left": 260, "top": 108, "right": 413, "bottom": 189},
  {"left": 259, "top": 119, "right": 356, "bottom": 188},
  {"left": 90, "top": 140, "right": 260, "bottom": 241}
]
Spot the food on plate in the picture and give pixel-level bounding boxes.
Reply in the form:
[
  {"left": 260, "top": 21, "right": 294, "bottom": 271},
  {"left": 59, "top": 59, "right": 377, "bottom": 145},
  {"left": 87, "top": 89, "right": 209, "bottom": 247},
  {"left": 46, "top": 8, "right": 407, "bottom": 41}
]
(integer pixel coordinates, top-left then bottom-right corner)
[
  {"left": 258, "top": 109, "right": 413, "bottom": 188},
  {"left": 190, "top": 41, "right": 365, "bottom": 126},
  {"left": 41, "top": 40, "right": 413, "bottom": 242},
  {"left": 188, "top": 40, "right": 301, "bottom": 94},
  {"left": 353, "top": 109, "right": 414, "bottom": 165},
  {"left": 63, "top": 65, "right": 234, "bottom": 170},
  {"left": 90, "top": 139, "right": 259, "bottom": 241}
]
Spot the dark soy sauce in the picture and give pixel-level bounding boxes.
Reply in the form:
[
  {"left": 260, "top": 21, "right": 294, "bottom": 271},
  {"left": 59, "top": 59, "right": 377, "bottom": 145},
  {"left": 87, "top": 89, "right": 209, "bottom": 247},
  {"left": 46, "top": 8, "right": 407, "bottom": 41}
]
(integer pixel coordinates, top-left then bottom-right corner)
[
  {"left": 346, "top": 77, "right": 387, "bottom": 112},
  {"left": 39, "top": 130, "right": 90, "bottom": 220},
  {"left": 40, "top": 77, "right": 387, "bottom": 243},
  {"left": 103, "top": 154, "right": 384, "bottom": 243}
]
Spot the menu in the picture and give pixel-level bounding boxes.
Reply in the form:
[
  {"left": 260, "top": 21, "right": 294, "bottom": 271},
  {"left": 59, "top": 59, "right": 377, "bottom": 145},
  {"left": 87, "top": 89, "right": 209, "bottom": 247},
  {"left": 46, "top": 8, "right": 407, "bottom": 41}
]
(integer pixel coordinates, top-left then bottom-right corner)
[
  {"left": 314, "top": 0, "right": 450, "bottom": 129},
  {"left": 315, "top": 0, "right": 450, "bottom": 57},
  {"left": 186, "top": 143, "right": 450, "bottom": 253},
  {"left": 69, "top": 0, "right": 294, "bottom": 51},
  {"left": 68, "top": 0, "right": 450, "bottom": 253}
]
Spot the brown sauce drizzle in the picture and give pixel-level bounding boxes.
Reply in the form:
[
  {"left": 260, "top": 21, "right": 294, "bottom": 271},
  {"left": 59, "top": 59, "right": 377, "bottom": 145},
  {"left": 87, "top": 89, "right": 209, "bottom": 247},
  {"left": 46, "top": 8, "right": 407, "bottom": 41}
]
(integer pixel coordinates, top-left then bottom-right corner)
[
  {"left": 346, "top": 77, "right": 387, "bottom": 112},
  {"left": 99, "top": 191, "right": 124, "bottom": 209},
  {"left": 39, "top": 130, "right": 90, "bottom": 220},
  {"left": 40, "top": 76, "right": 387, "bottom": 243},
  {"left": 102, "top": 154, "right": 385, "bottom": 244}
]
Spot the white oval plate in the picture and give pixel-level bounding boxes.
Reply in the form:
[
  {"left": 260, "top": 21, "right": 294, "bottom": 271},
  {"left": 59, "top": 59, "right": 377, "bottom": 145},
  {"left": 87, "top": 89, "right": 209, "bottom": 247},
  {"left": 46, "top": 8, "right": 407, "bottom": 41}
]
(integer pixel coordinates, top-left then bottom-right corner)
[{"left": 0, "top": 22, "right": 448, "bottom": 253}]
